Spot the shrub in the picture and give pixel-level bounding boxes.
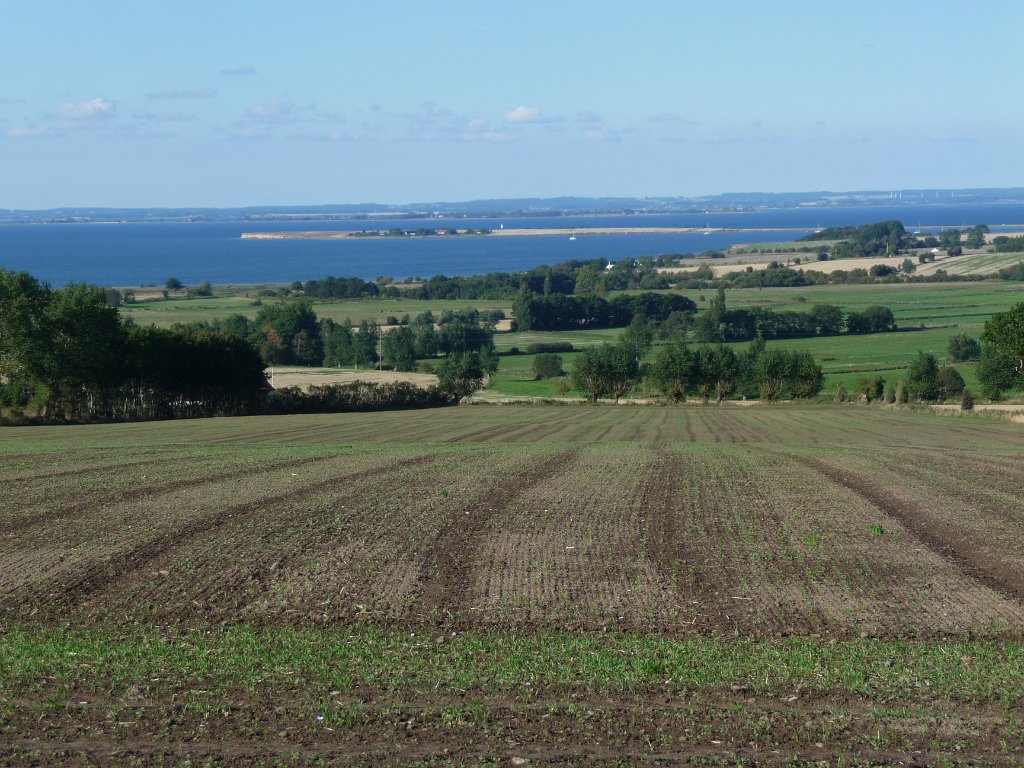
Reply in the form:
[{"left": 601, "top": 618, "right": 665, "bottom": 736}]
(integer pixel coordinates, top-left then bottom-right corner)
[
  {"left": 533, "top": 353, "right": 564, "bottom": 379},
  {"left": 525, "top": 341, "right": 574, "bottom": 354},
  {"left": 947, "top": 333, "right": 981, "bottom": 362},
  {"left": 269, "top": 381, "right": 455, "bottom": 414},
  {"left": 936, "top": 366, "right": 965, "bottom": 401},
  {"left": 857, "top": 375, "right": 886, "bottom": 402},
  {"left": 960, "top": 388, "right": 974, "bottom": 411},
  {"left": 895, "top": 379, "right": 909, "bottom": 404},
  {"left": 186, "top": 280, "right": 213, "bottom": 298}
]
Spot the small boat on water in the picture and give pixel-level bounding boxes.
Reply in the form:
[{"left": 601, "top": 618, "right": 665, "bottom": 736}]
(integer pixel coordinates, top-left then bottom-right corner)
[{"left": 569, "top": 234, "right": 576, "bottom": 241}]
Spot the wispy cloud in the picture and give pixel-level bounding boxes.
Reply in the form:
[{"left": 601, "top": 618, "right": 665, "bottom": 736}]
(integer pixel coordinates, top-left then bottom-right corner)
[
  {"left": 146, "top": 88, "right": 217, "bottom": 100},
  {"left": 293, "top": 130, "right": 355, "bottom": 142},
  {"left": 5, "top": 125, "right": 61, "bottom": 138},
  {"left": 402, "top": 102, "right": 518, "bottom": 143},
  {"left": 575, "top": 110, "right": 603, "bottom": 124},
  {"left": 57, "top": 98, "right": 116, "bottom": 120},
  {"left": 504, "top": 105, "right": 545, "bottom": 123},
  {"left": 462, "top": 117, "right": 515, "bottom": 143},
  {"left": 698, "top": 131, "right": 789, "bottom": 145},
  {"left": 647, "top": 112, "right": 697, "bottom": 125},
  {"left": 219, "top": 66, "right": 257, "bottom": 76},
  {"left": 229, "top": 101, "right": 298, "bottom": 137},
  {"left": 583, "top": 125, "right": 620, "bottom": 143},
  {"left": 241, "top": 101, "right": 295, "bottom": 122},
  {"left": 132, "top": 108, "right": 196, "bottom": 122},
  {"left": 928, "top": 131, "right": 978, "bottom": 143}
]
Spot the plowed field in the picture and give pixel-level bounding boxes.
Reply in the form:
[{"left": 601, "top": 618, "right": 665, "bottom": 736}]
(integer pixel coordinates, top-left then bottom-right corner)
[{"left": 2, "top": 405, "right": 1024, "bottom": 765}]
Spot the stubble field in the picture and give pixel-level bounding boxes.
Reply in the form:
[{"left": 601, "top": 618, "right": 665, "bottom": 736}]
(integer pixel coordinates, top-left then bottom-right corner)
[{"left": 2, "top": 405, "right": 1024, "bottom": 765}]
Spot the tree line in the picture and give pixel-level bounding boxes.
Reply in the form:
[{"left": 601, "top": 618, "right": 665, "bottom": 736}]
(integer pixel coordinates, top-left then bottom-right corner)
[
  {"left": 694, "top": 295, "right": 893, "bottom": 342},
  {"left": 177, "top": 304, "right": 501, "bottom": 374},
  {"left": 568, "top": 332, "right": 824, "bottom": 403},
  {"left": 0, "top": 270, "right": 268, "bottom": 421},
  {"left": 0, "top": 270, "right": 503, "bottom": 423},
  {"left": 511, "top": 290, "right": 696, "bottom": 332}
]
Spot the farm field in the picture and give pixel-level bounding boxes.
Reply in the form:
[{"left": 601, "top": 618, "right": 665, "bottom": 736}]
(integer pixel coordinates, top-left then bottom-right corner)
[
  {"left": 491, "top": 282, "right": 1024, "bottom": 398},
  {"left": 3, "top": 404, "right": 1024, "bottom": 765},
  {"left": 118, "top": 281, "right": 1023, "bottom": 401}
]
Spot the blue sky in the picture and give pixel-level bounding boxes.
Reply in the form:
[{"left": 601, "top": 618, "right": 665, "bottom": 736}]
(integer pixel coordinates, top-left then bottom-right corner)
[{"left": 1, "top": 0, "right": 1022, "bottom": 207}]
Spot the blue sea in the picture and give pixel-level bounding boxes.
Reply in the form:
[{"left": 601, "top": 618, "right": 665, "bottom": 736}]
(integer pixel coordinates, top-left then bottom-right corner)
[{"left": 3, "top": 203, "right": 1024, "bottom": 287}]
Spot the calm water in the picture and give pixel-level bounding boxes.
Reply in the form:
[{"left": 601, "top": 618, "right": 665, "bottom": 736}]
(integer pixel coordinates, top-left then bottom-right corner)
[{"left": 3, "top": 203, "right": 1024, "bottom": 286}]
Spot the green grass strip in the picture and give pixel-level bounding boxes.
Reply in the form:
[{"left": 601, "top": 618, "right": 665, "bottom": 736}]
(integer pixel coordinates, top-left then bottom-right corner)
[{"left": 3, "top": 625, "right": 1023, "bottom": 706}]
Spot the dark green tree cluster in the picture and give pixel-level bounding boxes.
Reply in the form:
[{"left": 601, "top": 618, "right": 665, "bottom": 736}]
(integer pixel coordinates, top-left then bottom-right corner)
[
  {"left": 651, "top": 340, "right": 823, "bottom": 403},
  {"left": 904, "top": 352, "right": 965, "bottom": 402},
  {"left": 570, "top": 342, "right": 642, "bottom": 403},
  {"left": 0, "top": 270, "right": 267, "bottom": 422},
  {"left": 801, "top": 220, "right": 909, "bottom": 257},
  {"left": 374, "top": 258, "right": 666, "bottom": 301},
  {"left": 691, "top": 289, "right": 893, "bottom": 343},
  {"left": 268, "top": 381, "right": 456, "bottom": 414},
  {"left": 300, "top": 276, "right": 383, "bottom": 299},
  {"left": 512, "top": 289, "right": 696, "bottom": 332},
  {"left": 992, "top": 235, "right": 1024, "bottom": 253},
  {"left": 844, "top": 306, "right": 897, "bottom": 334}
]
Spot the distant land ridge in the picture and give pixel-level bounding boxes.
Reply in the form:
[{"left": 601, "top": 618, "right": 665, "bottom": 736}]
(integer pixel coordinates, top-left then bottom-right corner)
[{"left": 4, "top": 187, "right": 1024, "bottom": 223}]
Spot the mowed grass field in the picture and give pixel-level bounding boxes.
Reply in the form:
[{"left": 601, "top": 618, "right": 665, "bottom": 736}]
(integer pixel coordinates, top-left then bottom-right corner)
[{"left": 3, "top": 404, "right": 1024, "bottom": 765}]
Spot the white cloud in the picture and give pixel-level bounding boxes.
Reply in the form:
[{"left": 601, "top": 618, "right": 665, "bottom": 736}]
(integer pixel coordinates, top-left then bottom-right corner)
[
  {"left": 505, "top": 105, "right": 543, "bottom": 123},
  {"left": 58, "top": 98, "right": 115, "bottom": 120},
  {"left": 220, "top": 66, "right": 257, "bottom": 76},
  {"left": 575, "top": 110, "right": 603, "bottom": 124},
  {"left": 146, "top": 89, "right": 217, "bottom": 100}
]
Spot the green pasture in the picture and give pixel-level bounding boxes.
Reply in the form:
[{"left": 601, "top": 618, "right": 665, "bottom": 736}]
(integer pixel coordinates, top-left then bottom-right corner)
[
  {"left": 676, "top": 281, "right": 1024, "bottom": 328},
  {"left": 124, "top": 294, "right": 513, "bottom": 328}
]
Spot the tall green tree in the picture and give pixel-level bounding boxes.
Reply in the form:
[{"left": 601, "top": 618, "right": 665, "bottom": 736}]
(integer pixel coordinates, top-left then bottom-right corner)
[
  {"left": 43, "top": 283, "right": 125, "bottom": 417},
  {"left": 976, "top": 344, "right": 1019, "bottom": 401},
  {"left": 651, "top": 342, "right": 695, "bottom": 402},
  {"left": 570, "top": 343, "right": 640, "bottom": 403},
  {"left": 981, "top": 302, "right": 1024, "bottom": 372},
  {"left": 382, "top": 326, "right": 417, "bottom": 371},
  {"left": 0, "top": 270, "right": 51, "bottom": 387},
  {"left": 906, "top": 352, "right": 940, "bottom": 401},
  {"left": 436, "top": 351, "right": 484, "bottom": 399},
  {"left": 254, "top": 300, "right": 323, "bottom": 365}
]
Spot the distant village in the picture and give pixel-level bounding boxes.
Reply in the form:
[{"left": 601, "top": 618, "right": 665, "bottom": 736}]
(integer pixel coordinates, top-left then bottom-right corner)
[{"left": 348, "top": 227, "right": 492, "bottom": 237}]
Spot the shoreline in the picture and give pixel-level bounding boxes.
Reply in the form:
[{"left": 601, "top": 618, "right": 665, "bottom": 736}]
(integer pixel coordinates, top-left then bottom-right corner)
[
  {"left": 241, "top": 226, "right": 814, "bottom": 240},
  {"left": 241, "top": 225, "right": 1024, "bottom": 240}
]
